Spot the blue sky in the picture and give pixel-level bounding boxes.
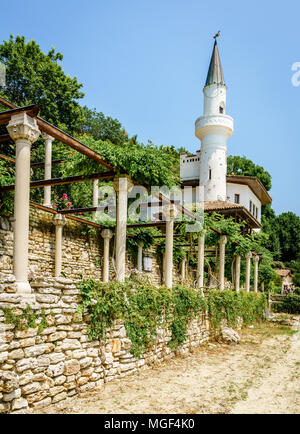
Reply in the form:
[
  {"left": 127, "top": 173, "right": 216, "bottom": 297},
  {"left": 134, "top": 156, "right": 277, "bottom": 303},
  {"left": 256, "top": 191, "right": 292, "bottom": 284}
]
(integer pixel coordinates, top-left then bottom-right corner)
[{"left": 0, "top": 0, "right": 299, "bottom": 216}]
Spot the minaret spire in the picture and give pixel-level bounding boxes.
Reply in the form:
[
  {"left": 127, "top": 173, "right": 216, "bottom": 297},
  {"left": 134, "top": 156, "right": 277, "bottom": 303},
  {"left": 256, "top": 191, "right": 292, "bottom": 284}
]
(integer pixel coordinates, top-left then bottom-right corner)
[
  {"left": 205, "top": 36, "right": 225, "bottom": 87},
  {"left": 195, "top": 34, "right": 233, "bottom": 202}
]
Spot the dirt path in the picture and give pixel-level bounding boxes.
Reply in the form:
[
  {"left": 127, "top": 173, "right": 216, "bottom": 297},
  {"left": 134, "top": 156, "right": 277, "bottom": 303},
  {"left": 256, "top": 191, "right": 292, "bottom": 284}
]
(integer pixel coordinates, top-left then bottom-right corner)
[{"left": 33, "top": 324, "right": 300, "bottom": 414}]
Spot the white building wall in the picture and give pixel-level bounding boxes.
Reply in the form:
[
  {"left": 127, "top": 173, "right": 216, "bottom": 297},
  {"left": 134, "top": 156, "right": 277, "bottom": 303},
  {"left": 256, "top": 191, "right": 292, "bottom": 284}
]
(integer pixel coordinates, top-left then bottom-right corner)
[
  {"left": 226, "top": 183, "right": 262, "bottom": 223},
  {"left": 180, "top": 152, "right": 200, "bottom": 181}
]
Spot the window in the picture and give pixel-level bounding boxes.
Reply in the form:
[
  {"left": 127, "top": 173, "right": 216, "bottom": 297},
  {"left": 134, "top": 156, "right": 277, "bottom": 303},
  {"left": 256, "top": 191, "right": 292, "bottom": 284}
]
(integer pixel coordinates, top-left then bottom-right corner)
[
  {"left": 234, "top": 194, "right": 240, "bottom": 204},
  {"left": 256, "top": 207, "right": 258, "bottom": 219},
  {"left": 219, "top": 106, "right": 224, "bottom": 114},
  {"left": 209, "top": 169, "right": 212, "bottom": 180},
  {"left": 249, "top": 200, "right": 252, "bottom": 213}
]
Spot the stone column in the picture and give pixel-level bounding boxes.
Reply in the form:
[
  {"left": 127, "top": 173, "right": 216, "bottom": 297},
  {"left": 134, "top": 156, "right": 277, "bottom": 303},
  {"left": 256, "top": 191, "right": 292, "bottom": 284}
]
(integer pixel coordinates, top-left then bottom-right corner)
[
  {"left": 101, "top": 229, "right": 113, "bottom": 283},
  {"left": 113, "top": 176, "right": 133, "bottom": 282},
  {"left": 235, "top": 255, "right": 241, "bottom": 292},
  {"left": 245, "top": 252, "right": 252, "bottom": 292},
  {"left": 253, "top": 255, "right": 260, "bottom": 293},
  {"left": 261, "top": 282, "right": 265, "bottom": 292},
  {"left": 137, "top": 241, "right": 144, "bottom": 272},
  {"left": 197, "top": 230, "right": 206, "bottom": 294},
  {"left": 181, "top": 252, "right": 186, "bottom": 283},
  {"left": 7, "top": 113, "right": 40, "bottom": 293},
  {"left": 53, "top": 214, "right": 66, "bottom": 277},
  {"left": 218, "top": 235, "right": 227, "bottom": 290},
  {"left": 92, "top": 179, "right": 99, "bottom": 221},
  {"left": 42, "top": 133, "right": 54, "bottom": 208},
  {"left": 163, "top": 204, "right": 177, "bottom": 289}
]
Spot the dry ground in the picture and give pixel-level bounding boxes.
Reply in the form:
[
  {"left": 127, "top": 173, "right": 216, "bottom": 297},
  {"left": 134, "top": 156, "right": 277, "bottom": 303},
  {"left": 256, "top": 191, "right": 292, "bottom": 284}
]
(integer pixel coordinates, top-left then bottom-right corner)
[{"left": 33, "top": 322, "right": 300, "bottom": 414}]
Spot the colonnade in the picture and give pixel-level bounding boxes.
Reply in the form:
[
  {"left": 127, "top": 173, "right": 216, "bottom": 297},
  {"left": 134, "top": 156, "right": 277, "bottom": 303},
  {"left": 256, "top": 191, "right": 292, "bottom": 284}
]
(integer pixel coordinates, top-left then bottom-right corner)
[{"left": 6, "top": 112, "right": 261, "bottom": 295}]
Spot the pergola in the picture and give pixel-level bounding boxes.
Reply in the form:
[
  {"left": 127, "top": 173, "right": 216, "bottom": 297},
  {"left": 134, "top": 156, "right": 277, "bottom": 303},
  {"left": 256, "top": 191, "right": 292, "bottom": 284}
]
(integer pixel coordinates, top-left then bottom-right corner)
[{"left": 0, "top": 96, "right": 261, "bottom": 298}]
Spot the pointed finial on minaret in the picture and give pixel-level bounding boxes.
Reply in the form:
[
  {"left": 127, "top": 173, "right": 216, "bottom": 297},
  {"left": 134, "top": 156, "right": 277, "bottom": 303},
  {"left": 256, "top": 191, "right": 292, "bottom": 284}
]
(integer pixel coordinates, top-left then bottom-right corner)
[{"left": 205, "top": 33, "right": 225, "bottom": 86}]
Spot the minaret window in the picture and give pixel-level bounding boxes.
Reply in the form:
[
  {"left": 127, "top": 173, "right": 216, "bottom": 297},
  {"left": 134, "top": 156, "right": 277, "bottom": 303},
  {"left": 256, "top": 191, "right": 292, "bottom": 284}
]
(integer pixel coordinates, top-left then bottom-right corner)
[
  {"left": 219, "top": 106, "right": 224, "bottom": 114},
  {"left": 209, "top": 169, "right": 212, "bottom": 180}
]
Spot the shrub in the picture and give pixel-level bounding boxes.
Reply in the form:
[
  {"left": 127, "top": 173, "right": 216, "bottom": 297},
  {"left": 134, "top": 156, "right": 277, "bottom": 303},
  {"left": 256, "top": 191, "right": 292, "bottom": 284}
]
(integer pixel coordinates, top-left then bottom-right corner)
[{"left": 273, "top": 294, "right": 300, "bottom": 314}]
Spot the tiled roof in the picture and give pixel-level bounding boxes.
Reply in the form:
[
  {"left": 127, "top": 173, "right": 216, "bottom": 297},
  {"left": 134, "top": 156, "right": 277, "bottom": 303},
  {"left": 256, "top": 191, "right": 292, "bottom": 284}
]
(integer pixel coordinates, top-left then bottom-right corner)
[{"left": 275, "top": 269, "right": 292, "bottom": 277}]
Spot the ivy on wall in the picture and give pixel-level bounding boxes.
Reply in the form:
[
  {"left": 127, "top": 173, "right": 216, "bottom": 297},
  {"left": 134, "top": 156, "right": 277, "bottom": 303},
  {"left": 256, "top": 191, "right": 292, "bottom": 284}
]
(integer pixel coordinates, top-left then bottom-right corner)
[{"left": 78, "top": 279, "right": 266, "bottom": 358}]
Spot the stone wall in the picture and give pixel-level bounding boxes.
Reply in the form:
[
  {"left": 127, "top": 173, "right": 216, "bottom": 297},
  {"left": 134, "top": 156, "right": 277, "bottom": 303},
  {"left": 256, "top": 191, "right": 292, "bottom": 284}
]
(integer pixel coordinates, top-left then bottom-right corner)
[
  {"left": 0, "top": 274, "right": 209, "bottom": 413},
  {"left": 0, "top": 206, "right": 181, "bottom": 284}
]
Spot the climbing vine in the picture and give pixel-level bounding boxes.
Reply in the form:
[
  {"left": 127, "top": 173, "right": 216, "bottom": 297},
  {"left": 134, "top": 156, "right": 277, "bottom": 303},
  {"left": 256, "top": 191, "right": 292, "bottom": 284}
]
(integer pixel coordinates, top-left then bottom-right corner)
[
  {"left": 2, "top": 305, "right": 53, "bottom": 334},
  {"left": 78, "top": 279, "right": 267, "bottom": 358}
]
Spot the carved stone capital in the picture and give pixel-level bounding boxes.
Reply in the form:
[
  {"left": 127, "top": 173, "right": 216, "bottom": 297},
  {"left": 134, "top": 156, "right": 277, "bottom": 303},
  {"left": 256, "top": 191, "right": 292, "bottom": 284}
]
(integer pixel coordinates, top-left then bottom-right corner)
[
  {"left": 7, "top": 113, "right": 40, "bottom": 144},
  {"left": 253, "top": 255, "right": 260, "bottom": 263},
  {"left": 101, "top": 229, "right": 113, "bottom": 240},
  {"left": 41, "top": 132, "right": 55, "bottom": 143},
  {"left": 246, "top": 252, "right": 252, "bottom": 260},
  {"left": 113, "top": 176, "right": 134, "bottom": 194},
  {"left": 53, "top": 214, "right": 66, "bottom": 227},
  {"left": 162, "top": 203, "right": 178, "bottom": 221},
  {"left": 219, "top": 235, "right": 227, "bottom": 246}
]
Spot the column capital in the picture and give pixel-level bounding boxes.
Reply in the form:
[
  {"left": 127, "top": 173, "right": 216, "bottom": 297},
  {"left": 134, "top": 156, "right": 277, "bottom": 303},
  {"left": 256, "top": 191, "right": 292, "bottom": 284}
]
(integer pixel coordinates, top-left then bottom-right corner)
[
  {"left": 7, "top": 113, "right": 40, "bottom": 144},
  {"left": 137, "top": 240, "right": 144, "bottom": 248},
  {"left": 219, "top": 235, "right": 227, "bottom": 246},
  {"left": 41, "top": 132, "right": 55, "bottom": 143},
  {"left": 162, "top": 203, "right": 178, "bottom": 221},
  {"left": 101, "top": 228, "right": 113, "bottom": 240},
  {"left": 53, "top": 214, "right": 66, "bottom": 227},
  {"left": 113, "top": 175, "right": 134, "bottom": 194},
  {"left": 246, "top": 252, "right": 252, "bottom": 260},
  {"left": 253, "top": 255, "right": 260, "bottom": 263}
]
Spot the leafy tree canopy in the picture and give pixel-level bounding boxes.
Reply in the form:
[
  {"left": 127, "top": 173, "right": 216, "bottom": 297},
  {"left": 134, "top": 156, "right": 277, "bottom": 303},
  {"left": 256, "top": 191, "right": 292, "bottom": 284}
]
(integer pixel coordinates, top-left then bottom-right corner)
[
  {"left": 0, "top": 35, "right": 85, "bottom": 132},
  {"left": 80, "top": 106, "right": 129, "bottom": 146},
  {"left": 227, "top": 155, "right": 272, "bottom": 191},
  {"left": 276, "top": 212, "right": 300, "bottom": 263}
]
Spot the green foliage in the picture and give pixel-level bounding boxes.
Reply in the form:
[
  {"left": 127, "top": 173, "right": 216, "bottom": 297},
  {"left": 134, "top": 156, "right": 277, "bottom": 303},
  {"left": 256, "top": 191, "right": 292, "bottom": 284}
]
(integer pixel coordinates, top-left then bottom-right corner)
[
  {"left": 273, "top": 294, "right": 300, "bottom": 314},
  {"left": 0, "top": 35, "right": 84, "bottom": 132},
  {"left": 207, "top": 290, "right": 266, "bottom": 334},
  {"left": 78, "top": 279, "right": 267, "bottom": 358},
  {"left": 126, "top": 227, "right": 158, "bottom": 263},
  {"left": 227, "top": 155, "right": 272, "bottom": 191},
  {"left": 156, "top": 239, "right": 186, "bottom": 266},
  {"left": 0, "top": 159, "right": 14, "bottom": 214},
  {"left": 276, "top": 212, "right": 300, "bottom": 263},
  {"left": 2, "top": 306, "right": 52, "bottom": 333},
  {"left": 80, "top": 106, "right": 129, "bottom": 146},
  {"left": 64, "top": 135, "right": 181, "bottom": 189},
  {"left": 290, "top": 260, "right": 300, "bottom": 287}
]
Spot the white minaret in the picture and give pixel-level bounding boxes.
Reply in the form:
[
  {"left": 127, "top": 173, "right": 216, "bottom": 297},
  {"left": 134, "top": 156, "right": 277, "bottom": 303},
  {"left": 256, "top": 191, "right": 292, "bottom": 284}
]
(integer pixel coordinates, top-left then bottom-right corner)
[{"left": 195, "top": 37, "right": 234, "bottom": 202}]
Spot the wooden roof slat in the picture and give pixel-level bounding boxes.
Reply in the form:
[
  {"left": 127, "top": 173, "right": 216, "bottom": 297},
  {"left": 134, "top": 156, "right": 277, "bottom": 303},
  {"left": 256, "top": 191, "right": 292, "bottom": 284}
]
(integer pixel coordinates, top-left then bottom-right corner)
[
  {"left": 0, "top": 153, "right": 64, "bottom": 168},
  {"left": 0, "top": 170, "right": 116, "bottom": 192}
]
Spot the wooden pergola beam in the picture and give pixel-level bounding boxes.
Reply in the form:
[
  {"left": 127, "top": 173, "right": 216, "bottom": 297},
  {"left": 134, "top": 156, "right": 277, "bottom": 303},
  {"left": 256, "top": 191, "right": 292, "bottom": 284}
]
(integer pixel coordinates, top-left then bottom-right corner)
[
  {"left": 0, "top": 97, "right": 114, "bottom": 170},
  {"left": 0, "top": 105, "right": 40, "bottom": 125},
  {"left": 0, "top": 170, "right": 116, "bottom": 192},
  {"left": 0, "top": 134, "right": 11, "bottom": 143}
]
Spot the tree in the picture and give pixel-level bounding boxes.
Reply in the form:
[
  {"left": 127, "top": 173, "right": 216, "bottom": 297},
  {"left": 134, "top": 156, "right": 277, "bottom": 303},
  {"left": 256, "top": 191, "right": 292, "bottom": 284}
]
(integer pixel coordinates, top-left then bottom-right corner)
[
  {"left": 80, "top": 106, "right": 129, "bottom": 146},
  {"left": 227, "top": 155, "right": 272, "bottom": 191},
  {"left": 276, "top": 212, "right": 300, "bottom": 263},
  {"left": 0, "top": 35, "right": 85, "bottom": 133}
]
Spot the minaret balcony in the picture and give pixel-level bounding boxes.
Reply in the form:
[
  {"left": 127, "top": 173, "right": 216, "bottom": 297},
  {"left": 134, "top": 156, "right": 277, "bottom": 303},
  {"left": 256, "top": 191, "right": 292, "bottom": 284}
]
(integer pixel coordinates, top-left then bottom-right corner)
[{"left": 195, "top": 114, "right": 234, "bottom": 140}]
